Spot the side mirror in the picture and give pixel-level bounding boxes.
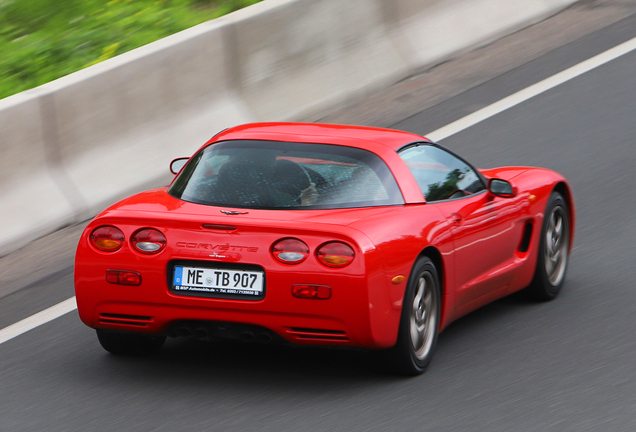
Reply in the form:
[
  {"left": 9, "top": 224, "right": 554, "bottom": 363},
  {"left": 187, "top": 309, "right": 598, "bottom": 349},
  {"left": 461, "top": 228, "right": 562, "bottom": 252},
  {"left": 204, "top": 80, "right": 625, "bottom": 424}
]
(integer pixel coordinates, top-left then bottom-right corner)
[
  {"left": 487, "top": 178, "right": 516, "bottom": 198},
  {"left": 170, "top": 157, "right": 189, "bottom": 175}
]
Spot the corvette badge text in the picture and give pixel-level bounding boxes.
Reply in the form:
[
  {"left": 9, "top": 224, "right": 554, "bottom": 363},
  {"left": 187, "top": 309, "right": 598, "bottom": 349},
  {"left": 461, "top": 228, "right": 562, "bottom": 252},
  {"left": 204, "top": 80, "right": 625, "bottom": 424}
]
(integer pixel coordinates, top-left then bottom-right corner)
[{"left": 175, "top": 242, "right": 259, "bottom": 252}]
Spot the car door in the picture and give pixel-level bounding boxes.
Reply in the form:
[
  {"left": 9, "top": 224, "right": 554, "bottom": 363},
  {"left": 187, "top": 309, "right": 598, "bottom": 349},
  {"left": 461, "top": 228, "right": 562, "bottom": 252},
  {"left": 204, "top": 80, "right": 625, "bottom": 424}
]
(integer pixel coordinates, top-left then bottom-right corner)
[{"left": 399, "top": 144, "right": 523, "bottom": 309}]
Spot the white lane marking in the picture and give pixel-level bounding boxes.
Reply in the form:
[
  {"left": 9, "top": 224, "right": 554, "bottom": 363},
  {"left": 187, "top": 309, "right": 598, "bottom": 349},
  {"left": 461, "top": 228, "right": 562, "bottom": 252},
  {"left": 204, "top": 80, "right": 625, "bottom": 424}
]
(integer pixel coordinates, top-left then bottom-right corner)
[
  {"left": 0, "top": 297, "right": 77, "bottom": 345},
  {"left": 3, "top": 36, "right": 636, "bottom": 346},
  {"left": 426, "top": 35, "right": 636, "bottom": 142}
]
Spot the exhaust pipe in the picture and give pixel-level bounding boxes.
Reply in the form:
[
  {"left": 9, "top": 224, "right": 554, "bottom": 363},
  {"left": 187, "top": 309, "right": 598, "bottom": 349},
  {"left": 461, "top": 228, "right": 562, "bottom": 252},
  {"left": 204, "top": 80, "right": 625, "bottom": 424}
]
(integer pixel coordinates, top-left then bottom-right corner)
[
  {"left": 239, "top": 332, "right": 255, "bottom": 342},
  {"left": 176, "top": 326, "right": 192, "bottom": 337},
  {"left": 256, "top": 333, "right": 272, "bottom": 344},
  {"left": 193, "top": 327, "right": 209, "bottom": 341}
]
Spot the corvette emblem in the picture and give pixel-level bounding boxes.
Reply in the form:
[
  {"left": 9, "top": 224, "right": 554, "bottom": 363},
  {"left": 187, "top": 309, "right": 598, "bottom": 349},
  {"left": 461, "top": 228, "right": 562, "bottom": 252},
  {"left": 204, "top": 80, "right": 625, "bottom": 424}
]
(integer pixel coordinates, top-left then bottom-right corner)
[
  {"left": 175, "top": 242, "right": 258, "bottom": 252},
  {"left": 221, "top": 210, "right": 249, "bottom": 215}
]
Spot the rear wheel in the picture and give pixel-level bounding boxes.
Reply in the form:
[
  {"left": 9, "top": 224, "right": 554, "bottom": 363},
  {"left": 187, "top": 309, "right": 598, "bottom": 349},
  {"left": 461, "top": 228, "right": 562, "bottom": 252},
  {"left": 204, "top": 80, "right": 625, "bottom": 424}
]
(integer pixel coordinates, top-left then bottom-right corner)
[
  {"left": 96, "top": 329, "right": 165, "bottom": 356},
  {"left": 386, "top": 257, "right": 441, "bottom": 375},
  {"left": 526, "top": 192, "right": 570, "bottom": 301}
]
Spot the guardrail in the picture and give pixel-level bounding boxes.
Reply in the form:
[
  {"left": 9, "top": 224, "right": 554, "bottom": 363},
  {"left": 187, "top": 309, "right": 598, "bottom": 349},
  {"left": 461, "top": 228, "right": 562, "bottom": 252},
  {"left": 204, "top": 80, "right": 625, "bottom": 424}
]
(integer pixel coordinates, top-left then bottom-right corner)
[{"left": 0, "top": 0, "right": 576, "bottom": 256}]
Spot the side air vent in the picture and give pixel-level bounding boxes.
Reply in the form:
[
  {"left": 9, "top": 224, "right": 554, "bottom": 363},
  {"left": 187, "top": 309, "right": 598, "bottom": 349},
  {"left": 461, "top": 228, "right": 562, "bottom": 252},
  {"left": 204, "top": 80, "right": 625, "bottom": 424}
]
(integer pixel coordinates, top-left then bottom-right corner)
[
  {"left": 99, "top": 313, "right": 153, "bottom": 327},
  {"left": 518, "top": 221, "right": 534, "bottom": 253}
]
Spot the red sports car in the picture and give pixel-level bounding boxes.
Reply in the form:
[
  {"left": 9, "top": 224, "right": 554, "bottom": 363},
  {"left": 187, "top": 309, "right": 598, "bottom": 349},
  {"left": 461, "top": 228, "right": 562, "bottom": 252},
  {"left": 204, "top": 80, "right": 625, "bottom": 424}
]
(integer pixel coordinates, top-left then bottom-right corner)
[{"left": 75, "top": 122, "right": 574, "bottom": 375}]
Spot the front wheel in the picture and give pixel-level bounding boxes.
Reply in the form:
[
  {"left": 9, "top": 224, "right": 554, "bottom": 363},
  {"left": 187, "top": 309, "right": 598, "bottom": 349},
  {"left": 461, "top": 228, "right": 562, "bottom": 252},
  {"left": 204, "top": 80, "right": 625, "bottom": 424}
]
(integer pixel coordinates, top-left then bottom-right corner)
[
  {"left": 526, "top": 192, "right": 570, "bottom": 301},
  {"left": 96, "top": 329, "right": 165, "bottom": 356},
  {"left": 386, "top": 256, "right": 441, "bottom": 375}
]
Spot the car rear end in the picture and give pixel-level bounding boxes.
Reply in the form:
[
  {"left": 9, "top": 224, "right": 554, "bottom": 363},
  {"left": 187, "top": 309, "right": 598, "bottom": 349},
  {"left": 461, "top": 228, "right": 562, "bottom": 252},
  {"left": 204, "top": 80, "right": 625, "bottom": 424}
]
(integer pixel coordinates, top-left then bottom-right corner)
[
  {"left": 75, "top": 134, "right": 411, "bottom": 350},
  {"left": 74, "top": 207, "right": 395, "bottom": 348}
]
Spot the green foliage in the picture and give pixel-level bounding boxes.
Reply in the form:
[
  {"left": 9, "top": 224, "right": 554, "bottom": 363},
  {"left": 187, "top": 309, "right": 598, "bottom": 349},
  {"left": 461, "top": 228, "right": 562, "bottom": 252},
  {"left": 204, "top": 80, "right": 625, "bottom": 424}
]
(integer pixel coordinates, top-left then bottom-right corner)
[{"left": 0, "top": 0, "right": 262, "bottom": 100}]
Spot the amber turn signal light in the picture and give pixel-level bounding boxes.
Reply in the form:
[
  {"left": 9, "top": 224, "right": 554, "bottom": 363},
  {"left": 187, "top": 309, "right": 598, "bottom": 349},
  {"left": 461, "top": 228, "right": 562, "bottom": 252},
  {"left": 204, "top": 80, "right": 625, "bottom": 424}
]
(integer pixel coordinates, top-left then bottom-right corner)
[
  {"left": 316, "top": 241, "right": 355, "bottom": 268},
  {"left": 90, "top": 226, "right": 125, "bottom": 252},
  {"left": 391, "top": 275, "right": 406, "bottom": 284}
]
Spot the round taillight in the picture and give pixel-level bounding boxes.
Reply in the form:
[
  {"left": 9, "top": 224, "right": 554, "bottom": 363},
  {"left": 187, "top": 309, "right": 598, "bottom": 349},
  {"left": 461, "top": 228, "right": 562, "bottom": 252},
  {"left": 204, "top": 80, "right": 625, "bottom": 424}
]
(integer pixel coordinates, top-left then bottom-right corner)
[
  {"left": 131, "top": 228, "right": 166, "bottom": 254},
  {"left": 316, "top": 242, "right": 355, "bottom": 268},
  {"left": 90, "top": 226, "right": 125, "bottom": 252},
  {"left": 271, "top": 238, "right": 309, "bottom": 264}
]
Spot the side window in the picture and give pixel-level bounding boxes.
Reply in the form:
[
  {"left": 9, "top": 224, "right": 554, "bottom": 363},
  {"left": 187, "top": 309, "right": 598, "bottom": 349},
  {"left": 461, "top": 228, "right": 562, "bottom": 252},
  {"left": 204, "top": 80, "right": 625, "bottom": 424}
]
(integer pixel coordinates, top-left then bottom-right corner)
[{"left": 399, "top": 145, "right": 485, "bottom": 202}]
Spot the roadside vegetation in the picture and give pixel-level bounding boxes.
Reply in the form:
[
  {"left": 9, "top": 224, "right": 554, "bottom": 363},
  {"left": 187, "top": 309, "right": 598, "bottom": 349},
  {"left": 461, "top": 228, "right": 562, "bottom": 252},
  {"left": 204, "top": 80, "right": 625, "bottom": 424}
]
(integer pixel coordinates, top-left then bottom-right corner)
[{"left": 0, "top": 0, "right": 262, "bottom": 100}]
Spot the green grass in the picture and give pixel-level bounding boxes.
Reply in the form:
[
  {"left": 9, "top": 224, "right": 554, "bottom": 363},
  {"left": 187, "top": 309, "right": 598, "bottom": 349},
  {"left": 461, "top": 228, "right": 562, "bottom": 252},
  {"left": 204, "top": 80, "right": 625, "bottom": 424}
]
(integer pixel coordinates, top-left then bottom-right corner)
[{"left": 0, "top": 0, "right": 263, "bottom": 100}]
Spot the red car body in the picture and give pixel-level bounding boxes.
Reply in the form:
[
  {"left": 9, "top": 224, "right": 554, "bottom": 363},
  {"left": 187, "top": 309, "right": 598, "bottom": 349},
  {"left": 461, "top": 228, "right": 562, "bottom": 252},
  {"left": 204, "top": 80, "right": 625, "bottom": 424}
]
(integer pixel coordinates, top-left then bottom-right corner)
[{"left": 75, "top": 123, "right": 574, "bottom": 355}]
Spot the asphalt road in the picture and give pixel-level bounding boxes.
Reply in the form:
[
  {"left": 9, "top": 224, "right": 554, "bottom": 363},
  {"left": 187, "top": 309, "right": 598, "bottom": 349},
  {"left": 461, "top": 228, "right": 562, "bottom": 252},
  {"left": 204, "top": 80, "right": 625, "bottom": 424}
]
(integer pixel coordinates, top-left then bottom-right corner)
[{"left": 2, "top": 7, "right": 636, "bottom": 432}]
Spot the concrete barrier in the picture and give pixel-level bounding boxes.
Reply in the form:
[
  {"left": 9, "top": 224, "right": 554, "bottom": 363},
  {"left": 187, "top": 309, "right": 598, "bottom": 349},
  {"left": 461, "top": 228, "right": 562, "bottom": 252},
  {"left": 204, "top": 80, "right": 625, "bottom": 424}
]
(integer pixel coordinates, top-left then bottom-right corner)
[
  {"left": 385, "top": 0, "right": 577, "bottom": 70},
  {"left": 0, "top": 92, "right": 79, "bottom": 254},
  {"left": 226, "top": 0, "right": 410, "bottom": 121},
  {"left": 0, "top": 0, "right": 577, "bottom": 256},
  {"left": 44, "top": 19, "right": 255, "bottom": 217}
]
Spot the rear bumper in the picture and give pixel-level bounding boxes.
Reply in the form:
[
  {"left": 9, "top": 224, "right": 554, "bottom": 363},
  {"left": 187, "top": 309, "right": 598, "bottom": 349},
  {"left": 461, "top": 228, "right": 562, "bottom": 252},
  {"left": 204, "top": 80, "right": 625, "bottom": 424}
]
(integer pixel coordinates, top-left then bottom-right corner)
[
  {"left": 83, "top": 300, "right": 357, "bottom": 346},
  {"left": 76, "top": 258, "right": 398, "bottom": 350},
  {"left": 74, "top": 212, "right": 405, "bottom": 349}
]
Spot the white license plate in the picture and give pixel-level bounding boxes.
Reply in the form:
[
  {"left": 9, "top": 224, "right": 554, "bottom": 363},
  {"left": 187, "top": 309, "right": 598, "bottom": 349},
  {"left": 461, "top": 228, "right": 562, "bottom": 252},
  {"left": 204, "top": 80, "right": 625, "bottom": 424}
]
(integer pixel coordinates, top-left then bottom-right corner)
[{"left": 173, "top": 266, "right": 264, "bottom": 297}]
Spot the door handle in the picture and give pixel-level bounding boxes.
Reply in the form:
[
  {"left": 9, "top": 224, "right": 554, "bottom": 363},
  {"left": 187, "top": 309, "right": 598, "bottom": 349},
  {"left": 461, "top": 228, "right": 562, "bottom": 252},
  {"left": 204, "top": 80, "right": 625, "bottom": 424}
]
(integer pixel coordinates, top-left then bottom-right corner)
[{"left": 451, "top": 212, "right": 462, "bottom": 226}]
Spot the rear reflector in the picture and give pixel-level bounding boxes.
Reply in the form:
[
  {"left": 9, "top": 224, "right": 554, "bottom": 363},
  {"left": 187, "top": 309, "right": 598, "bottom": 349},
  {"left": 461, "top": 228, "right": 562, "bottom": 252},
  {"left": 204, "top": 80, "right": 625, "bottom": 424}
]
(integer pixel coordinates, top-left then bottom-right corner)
[
  {"left": 106, "top": 270, "right": 141, "bottom": 286},
  {"left": 292, "top": 284, "right": 331, "bottom": 299}
]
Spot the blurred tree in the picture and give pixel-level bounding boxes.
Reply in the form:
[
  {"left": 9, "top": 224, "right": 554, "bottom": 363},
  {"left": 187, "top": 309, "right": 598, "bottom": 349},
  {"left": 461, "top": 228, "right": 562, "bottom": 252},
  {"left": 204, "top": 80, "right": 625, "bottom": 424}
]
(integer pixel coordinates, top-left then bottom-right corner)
[{"left": 0, "top": 0, "right": 263, "bottom": 99}]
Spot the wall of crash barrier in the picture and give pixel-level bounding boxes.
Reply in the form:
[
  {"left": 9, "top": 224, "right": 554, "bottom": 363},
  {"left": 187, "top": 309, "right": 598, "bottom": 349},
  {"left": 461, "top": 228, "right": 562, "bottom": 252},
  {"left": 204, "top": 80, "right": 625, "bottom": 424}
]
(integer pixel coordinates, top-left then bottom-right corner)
[{"left": 0, "top": 0, "right": 577, "bottom": 256}]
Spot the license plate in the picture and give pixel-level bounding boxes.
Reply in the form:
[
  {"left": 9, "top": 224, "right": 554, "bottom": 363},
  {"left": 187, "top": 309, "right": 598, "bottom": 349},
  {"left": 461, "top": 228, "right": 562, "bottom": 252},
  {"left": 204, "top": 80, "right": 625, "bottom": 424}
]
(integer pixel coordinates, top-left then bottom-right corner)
[{"left": 173, "top": 266, "right": 264, "bottom": 297}]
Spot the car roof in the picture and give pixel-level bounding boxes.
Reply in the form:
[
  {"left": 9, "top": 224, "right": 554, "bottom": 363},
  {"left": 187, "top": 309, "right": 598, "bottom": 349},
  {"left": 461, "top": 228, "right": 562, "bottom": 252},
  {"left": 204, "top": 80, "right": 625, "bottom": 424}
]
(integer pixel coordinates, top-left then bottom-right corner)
[{"left": 210, "top": 122, "right": 430, "bottom": 152}]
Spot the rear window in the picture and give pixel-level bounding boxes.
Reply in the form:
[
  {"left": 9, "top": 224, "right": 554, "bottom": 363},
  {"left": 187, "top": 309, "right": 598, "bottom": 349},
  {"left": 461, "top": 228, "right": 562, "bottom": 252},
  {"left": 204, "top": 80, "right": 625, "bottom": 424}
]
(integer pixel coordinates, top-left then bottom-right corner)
[{"left": 168, "top": 140, "right": 404, "bottom": 209}]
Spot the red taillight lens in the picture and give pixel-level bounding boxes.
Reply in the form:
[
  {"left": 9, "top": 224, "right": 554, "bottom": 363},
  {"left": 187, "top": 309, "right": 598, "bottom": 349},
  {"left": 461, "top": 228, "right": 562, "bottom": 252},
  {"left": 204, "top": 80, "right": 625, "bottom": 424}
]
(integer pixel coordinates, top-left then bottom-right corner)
[
  {"left": 106, "top": 270, "right": 141, "bottom": 286},
  {"left": 90, "top": 226, "right": 125, "bottom": 252},
  {"left": 271, "top": 238, "right": 309, "bottom": 264},
  {"left": 131, "top": 228, "right": 166, "bottom": 254},
  {"left": 292, "top": 284, "right": 331, "bottom": 299},
  {"left": 316, "top": 242, "right": 355, "bottom": 268}
]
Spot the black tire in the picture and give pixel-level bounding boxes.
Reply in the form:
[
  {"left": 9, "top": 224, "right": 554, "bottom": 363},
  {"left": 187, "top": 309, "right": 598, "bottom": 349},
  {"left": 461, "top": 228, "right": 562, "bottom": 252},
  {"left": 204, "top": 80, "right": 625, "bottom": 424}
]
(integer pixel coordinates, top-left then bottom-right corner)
[
  {"left": 386, "top": 256, "right": 441, "bottom": 375},
  {"left": 526, "top": 192, "right": 570, "bottom": 301},
  {"left": 96, "top": 329, "right": 165, "bottom": 356}
]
